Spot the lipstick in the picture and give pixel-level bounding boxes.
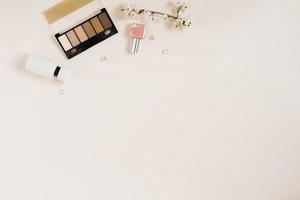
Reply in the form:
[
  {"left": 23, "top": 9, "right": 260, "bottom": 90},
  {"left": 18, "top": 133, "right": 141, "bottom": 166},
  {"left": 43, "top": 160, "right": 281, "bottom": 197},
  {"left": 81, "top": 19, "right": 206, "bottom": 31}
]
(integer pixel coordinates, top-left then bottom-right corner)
[{"left": 130, "top": 23, "right": 146, "bottom": 54}]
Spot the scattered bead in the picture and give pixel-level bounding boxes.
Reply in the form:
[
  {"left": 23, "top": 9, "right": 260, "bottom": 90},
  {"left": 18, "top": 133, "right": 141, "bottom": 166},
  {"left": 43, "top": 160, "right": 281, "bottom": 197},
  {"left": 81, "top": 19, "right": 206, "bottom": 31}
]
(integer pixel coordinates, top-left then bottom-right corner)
[
  {"left": 100, "top": 56, "right": 107, "bottom": 62},
  {"left": 162, "top": 49, "right": 170, "bottom": 55},
  {"left": 59, "top": 89, "right": 66, "bottom": 95}
]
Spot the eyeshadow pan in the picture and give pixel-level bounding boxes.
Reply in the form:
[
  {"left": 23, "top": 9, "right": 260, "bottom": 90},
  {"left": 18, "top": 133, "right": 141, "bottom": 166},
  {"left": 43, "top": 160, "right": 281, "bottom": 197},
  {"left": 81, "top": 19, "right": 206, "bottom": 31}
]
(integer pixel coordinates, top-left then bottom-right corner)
[
  {"left": 58, "top": 34, "right": 72, "bottom": 51},
  {"left": 66, "top": 30, "right": 80, "bottom": 47},
  {"left": 90, "top": 17, "right": 104, "bottom": 33},
  {"left": 74, "top": 26, "right": 88, "bottom": 42},
  {"left": 98, "top": 12, "right": 112, "bottom": 29},
  {"left": 82, "top": 21, "right": 96, "bottom": 38}
]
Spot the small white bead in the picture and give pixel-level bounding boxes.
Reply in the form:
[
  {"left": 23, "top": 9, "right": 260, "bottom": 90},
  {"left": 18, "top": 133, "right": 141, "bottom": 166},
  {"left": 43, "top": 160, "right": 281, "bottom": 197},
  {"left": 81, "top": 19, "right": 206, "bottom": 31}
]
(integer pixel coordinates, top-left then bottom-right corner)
[
  {"left": 100, "top": 56, "right": 107, "bottom": 62},
  {"left": 59, "top": 89, "right": 66, "bottom": 95},
  {"left": 162, "top": 49, "right": 170, "bottom": 55}
]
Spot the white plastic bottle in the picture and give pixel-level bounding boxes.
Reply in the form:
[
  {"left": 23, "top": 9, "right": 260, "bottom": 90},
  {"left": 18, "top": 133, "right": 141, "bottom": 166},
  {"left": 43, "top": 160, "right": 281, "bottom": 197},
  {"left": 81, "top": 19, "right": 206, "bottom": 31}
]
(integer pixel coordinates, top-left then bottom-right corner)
[{"left": 25, "top": 55, "right": 71, "bottom": 82}]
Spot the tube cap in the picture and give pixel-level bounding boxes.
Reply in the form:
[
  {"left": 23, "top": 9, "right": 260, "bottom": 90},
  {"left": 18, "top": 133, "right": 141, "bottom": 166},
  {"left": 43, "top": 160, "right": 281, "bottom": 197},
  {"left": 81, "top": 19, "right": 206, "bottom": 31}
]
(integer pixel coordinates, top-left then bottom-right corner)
[{"left": 57, "top": 67, "right": 72, "bottom": 82}]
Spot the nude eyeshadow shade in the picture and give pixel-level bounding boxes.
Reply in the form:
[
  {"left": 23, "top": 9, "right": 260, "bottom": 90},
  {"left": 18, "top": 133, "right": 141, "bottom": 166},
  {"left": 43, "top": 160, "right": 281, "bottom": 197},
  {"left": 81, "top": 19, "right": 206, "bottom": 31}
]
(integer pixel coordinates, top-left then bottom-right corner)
[
  {"left": 66, "top": 30, "right": 80, "bottom": 47},
  {"left": 82, "top": 21, "right": 96, "bottom": 38},
  {"left": 58, "top": 35, "right": 72, "bottom": 51},
  {"left": 98, "top": 12, "right": 112, "bottom": 29},
  {"left": 90, "top": 17, "right": 104, "bottom": 33},
  {"left": 74, "top": 26, "right": 88, "bottom": 42}
]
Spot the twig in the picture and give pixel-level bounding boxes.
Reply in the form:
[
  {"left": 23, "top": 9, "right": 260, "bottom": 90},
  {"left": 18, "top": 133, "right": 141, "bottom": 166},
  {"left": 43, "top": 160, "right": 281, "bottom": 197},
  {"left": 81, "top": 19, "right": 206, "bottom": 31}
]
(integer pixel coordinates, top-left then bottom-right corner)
[{"left": 121, "top": 2, "right": 192, "bottom": 29}]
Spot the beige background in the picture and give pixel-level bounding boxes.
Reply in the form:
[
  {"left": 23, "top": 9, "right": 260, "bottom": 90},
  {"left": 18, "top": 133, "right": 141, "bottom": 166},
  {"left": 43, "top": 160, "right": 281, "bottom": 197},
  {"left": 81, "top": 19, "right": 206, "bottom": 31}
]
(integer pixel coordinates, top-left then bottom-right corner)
[{"left": 0, "top": 0, "right": 300, "bottom": 199}]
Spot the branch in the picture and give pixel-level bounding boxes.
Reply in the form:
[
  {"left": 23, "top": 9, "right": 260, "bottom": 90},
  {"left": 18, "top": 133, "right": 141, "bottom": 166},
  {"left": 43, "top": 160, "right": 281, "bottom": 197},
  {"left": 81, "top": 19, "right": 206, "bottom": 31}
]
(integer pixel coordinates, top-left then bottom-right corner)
[{"left": 121, "top": 2, "right": 192, "bottom": 29}]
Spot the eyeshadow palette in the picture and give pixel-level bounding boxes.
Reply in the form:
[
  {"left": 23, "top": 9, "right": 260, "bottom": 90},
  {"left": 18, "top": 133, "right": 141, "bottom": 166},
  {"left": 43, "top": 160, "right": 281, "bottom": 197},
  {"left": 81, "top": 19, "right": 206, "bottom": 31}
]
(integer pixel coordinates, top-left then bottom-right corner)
[
  {"left": 55, "top": 8, "right": 117, "bottom": 59},
  {"left": 43, "top": 0, "right": 118, "bottom": 59}
]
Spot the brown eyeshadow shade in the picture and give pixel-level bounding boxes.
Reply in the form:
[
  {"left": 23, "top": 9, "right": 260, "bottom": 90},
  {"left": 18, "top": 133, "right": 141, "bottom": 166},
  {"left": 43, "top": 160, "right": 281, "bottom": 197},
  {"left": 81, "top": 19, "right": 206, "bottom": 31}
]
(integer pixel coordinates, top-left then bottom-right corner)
[
  {"left": 74, "top": 26, "right": 88, "bottom": 42},
  {"left": 66, "top": 30, "right": 80, "bottom": 47},
  {"left": 98, "top": 12, "right": 112, "bottom": 29},
  {"left": 90, "top": 17, "right": 104, "bottom": 33},
  {"left": 82, "top": 21, "right": 96, "bottom": 38}
]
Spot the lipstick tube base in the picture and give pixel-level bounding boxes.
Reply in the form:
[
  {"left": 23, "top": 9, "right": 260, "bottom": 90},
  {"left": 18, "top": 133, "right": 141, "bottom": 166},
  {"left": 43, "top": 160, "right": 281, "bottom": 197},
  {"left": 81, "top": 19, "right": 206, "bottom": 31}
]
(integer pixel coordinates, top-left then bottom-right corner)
[{"left": 131, "top": 38, "right": 140, "bottom": 54}]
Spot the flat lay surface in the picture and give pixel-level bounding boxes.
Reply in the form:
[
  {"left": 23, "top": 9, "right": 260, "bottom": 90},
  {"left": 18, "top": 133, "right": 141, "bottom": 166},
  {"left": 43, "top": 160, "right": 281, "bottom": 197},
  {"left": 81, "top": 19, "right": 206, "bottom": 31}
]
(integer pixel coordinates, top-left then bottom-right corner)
[{"left": 0, "top": 0, "right": 299, "bottom": 199}]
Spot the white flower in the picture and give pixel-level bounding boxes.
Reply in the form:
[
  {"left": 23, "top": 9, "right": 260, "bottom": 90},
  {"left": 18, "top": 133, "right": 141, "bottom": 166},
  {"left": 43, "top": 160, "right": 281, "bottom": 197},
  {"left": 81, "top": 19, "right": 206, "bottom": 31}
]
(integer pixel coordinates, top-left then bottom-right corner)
[{"left": 120, "top": 2, "right": 192, "bottom": 29}]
